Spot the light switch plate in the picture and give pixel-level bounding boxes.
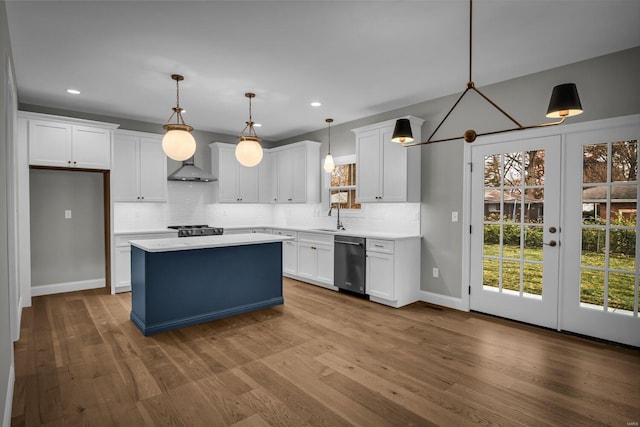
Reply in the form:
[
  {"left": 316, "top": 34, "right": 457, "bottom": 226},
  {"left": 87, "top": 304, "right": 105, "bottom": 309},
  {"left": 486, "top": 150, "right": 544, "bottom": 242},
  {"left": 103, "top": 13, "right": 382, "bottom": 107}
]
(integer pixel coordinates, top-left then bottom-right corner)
[
  {"left": 432, "top": 267, "right": 439, "bottom": 278},
  {"left": 451, "top": 211, "right": 458, "bottom": 222},
  {"left": 64, "top": 210, "right": 72, "bottom": 219}
]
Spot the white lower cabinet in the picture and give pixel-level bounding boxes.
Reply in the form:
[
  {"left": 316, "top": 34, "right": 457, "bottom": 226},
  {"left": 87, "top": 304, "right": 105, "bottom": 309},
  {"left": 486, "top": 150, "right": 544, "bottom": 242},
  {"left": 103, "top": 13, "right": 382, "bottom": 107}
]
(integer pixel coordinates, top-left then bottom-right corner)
[
  {"left": 112, "top": 232, "right": 177, "bottom": 293},
  {"left": 366, "top": 237, "right": 421, "bottom": 307},
  {"left": 273, "top": 229, "right": 298, "bottom": 276},
  {"left": 297, "top": 232, "right": 334, "bottom": 287}
]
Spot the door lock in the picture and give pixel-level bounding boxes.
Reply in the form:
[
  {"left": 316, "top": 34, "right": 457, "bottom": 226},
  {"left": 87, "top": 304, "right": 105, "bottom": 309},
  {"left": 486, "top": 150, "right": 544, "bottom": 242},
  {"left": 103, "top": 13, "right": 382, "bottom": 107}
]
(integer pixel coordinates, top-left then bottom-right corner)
[{"left": 549, "top": 226, "right": 558, "bottom": 233}]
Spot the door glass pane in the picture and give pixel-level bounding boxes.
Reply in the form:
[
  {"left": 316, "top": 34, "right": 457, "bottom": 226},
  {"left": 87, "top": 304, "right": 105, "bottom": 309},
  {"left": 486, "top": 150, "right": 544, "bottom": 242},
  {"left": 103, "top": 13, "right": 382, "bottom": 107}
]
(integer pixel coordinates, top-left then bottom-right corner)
[
  {"left": 610, "top": 185, "right": 637, "bottom": 226},
  {"left": 582, "top": 186, "right": 607, "bottom": 224},
  {"left": 609, "top": 229, "right": 636, "bottom": 270},
  {"left": 483, "top": 224, "right": 500, "bottom": 256},
  {"left": 484, "top": 154, "right": 501, "bottom": 187},
  {"left": 524, "top": 188, "right": 544, "bottom": 223},
  {"left": 583, "top": 144, "right": 608, "bottom": 184},
  {"left": 581, "top": 228, "right": 606, "bottom": 267},
  {"left": 523, "top": 226, "right": 543, "bottom": 261},
  {"left": 580, "top": 269, "right": 605, "bottom": 308},
  {"left": 524, "top": 150, "right": 545, "bottom": 186},
  {"left": 504, "top": 188, "right": 522, "bottom": 222},
  {"left": 502, "top": 260, "right": 521, "bottom": 293},
  {"left": 503, "top": 224, "right": 521, "bottom": 259},
  {"left": 611, "top": 140, "right": 637, "bottom": 182},
  {"left": 523, "top": 262, "right": 543, "bottom": 297},
  {"left": 484, "top": 190, "right": 501, "bottom": 221},
  {"left": 483, "top": 258, "right": 500, "bottom": 289},
  {"left": 503, "top": 152, "right": 523, "bottom": 186},
  {"left": 607, "top": 272, "right": 635, "bottom": 313}
]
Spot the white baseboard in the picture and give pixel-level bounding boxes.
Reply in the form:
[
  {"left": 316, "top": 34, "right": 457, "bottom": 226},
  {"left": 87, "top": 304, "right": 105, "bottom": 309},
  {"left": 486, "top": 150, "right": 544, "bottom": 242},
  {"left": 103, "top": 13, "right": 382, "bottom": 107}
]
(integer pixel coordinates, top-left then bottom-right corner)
[
  {"left": 419, "top": 290, "right": 468, "bottom": 311},
  {"left": 3, "top": 364, "right": 14, "bottom": 427},
  {"left": 113, "top": 284, "right": 131, "bottom": 294},
  {"left": 31, "top": 278, "right": 105, "bottom": 297}
]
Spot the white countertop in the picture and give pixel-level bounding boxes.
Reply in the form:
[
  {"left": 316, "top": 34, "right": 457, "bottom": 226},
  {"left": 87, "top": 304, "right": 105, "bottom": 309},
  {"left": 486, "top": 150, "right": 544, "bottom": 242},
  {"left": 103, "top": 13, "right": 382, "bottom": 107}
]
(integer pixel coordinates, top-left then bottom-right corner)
[
  {"left": 234, "top": 225, "right": 421, "bottom": 241},
  {"left": 114, "top": 229, "right": 178, "bottom": 236},
  {"left": 130, "top": 233, "right": 294, "bottom": 253}
]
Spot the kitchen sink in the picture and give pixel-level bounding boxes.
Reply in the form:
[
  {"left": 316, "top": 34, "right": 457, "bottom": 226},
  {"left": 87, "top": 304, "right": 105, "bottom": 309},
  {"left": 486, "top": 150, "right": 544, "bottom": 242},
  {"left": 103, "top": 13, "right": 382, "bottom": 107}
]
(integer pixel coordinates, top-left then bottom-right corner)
[{"left": 312, "top": 228, "right": 340, "bottom": 233}]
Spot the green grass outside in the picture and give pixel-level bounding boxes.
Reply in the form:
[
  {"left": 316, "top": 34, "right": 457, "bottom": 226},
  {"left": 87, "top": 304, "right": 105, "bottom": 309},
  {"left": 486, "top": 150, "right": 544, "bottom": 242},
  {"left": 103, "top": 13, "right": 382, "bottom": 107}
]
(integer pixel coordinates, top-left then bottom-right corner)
[{"left": 482, "top": 244, "right": 636, "bottom": 311}]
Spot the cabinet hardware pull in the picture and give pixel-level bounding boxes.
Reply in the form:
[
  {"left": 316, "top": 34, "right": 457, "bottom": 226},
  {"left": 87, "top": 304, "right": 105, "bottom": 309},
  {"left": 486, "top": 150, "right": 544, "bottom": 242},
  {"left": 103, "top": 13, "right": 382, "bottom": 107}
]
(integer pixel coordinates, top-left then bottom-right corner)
[
  {"left": 67, "top": 160, "right": 71, "bottom": 164},
  {"left": 73, "top": 161, "right": 77, "bottom": 165},
  {"left": 311, "top": 246, "right": 316, "bottom": 250},
  {"left": 374, "top": 244, "right": 384, "bottom": 248}
]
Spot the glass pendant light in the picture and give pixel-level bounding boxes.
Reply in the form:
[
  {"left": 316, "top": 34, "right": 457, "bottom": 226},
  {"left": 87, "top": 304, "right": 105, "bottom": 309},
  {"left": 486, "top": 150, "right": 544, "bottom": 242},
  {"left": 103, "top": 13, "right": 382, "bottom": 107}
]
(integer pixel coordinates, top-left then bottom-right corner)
[
  {"left": 323, "top": 118, "right": 335, "bottom": 173},
  {"left": 162, "top": 74, "right": 197, "bottom": 161},
  {"left": 235, "top": 92, "right": 263, "bottom": 167}
]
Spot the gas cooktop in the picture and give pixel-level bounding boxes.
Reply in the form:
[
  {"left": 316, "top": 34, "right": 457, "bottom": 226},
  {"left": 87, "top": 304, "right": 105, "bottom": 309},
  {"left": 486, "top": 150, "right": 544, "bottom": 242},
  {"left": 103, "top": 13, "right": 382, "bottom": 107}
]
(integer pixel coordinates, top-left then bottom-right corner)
[{"left": 167, "top": 225, "right": 224, "bottom": 238}]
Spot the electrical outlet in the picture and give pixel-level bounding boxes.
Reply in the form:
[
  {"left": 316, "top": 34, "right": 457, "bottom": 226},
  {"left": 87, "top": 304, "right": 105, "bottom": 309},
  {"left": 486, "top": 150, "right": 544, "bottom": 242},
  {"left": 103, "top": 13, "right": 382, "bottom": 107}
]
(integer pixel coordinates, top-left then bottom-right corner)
[
  {"left": 432, "top": 267, "right": 439, "bottom": 278},
  {"left": 64, "top": 210, "right": 72, "bottom": 219}
]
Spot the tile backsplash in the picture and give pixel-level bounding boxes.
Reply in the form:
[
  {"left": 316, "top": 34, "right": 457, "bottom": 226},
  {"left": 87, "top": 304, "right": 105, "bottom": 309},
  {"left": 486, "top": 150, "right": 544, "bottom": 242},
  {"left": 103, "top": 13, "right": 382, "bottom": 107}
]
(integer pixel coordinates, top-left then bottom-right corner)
[{"left": 114, "top": 182, "right": 420, "bottom": 235}]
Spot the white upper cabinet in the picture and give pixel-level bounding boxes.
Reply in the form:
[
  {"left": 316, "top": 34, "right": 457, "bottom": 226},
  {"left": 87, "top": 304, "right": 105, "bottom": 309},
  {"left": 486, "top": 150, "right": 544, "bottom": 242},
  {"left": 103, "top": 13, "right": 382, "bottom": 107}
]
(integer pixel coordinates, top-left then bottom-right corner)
[
  {"left": 112, "top": 130, "right": 167, "bottom": 202},
  {"left": 27, "top": 115, "right": 116, "bottom": 169},
  {"left": 353, "top": 116, "right": 424, "bottom": 203},
  {"left": 210, "top": 142, "right": 260, "bottom": 203},
  {"left": 272, "top": 140, "right": 320, "bottom": 203},
  {"left": 258, "top": 151, "right": 275, "bottom": 203}
]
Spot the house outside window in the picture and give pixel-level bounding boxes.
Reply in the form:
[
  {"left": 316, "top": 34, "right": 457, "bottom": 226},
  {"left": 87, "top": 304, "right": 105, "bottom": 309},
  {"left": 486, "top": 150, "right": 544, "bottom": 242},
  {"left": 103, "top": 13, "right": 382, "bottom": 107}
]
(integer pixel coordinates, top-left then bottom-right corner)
[{"left": 328, "top": 155, "right": 361, "bottom": 211}]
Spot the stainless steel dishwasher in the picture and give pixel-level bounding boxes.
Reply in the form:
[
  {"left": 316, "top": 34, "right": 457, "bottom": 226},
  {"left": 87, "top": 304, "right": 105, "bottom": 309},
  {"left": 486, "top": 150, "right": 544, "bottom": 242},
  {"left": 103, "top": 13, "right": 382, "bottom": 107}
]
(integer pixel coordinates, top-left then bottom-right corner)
[{"left": 334, "top": 235, "right": 366, "bottom": 295}]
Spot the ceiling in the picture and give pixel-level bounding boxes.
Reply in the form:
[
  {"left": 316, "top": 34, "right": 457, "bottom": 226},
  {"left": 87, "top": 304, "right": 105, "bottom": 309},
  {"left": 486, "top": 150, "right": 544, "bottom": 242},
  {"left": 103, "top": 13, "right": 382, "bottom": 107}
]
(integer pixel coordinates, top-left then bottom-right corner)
[{"left": 6, "top": 0, "right": 640, "bottom": 141}]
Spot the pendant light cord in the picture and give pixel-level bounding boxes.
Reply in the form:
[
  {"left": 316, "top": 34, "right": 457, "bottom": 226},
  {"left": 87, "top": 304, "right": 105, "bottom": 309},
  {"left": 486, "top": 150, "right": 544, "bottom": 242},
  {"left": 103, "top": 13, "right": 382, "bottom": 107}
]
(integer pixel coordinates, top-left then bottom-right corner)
[{"left": 469, "top": 0, "right": 473, "bottom": 83}]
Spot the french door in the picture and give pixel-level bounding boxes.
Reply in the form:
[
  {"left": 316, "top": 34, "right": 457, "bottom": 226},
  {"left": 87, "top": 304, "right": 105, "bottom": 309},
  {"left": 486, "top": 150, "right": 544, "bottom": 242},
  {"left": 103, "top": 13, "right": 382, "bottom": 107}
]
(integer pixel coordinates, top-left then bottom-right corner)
[
  {"left": 562, "top": 123, "right": 640, "bottom": 347},
  {"left": 469, "top": 118, "right": 640, "bottom": 347},
  {"left": 470, "top": 135, "right": 561, "bottom": 329}
]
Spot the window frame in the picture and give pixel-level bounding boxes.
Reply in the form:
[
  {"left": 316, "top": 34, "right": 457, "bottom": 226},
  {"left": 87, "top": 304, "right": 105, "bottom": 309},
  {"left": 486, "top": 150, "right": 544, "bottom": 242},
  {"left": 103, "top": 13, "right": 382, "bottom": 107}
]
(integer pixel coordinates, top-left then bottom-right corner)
[{"left": 323, "top": 154, "right": 364, "bottom": 217}]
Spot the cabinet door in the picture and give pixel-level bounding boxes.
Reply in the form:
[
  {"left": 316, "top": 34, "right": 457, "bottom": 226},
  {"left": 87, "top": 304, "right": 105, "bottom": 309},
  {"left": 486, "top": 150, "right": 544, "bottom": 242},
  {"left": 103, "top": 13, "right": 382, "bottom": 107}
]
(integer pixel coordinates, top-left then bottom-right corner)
[
  {"left": 112, "top": 133, "right": 140, "bottom": 201},
  {"left": 316, "top": 244, "right": 334, "bottom": 285},
  {"left": 258, "top": 151, "right": 274, "bottom": 203},
  {"left": 115, "top": 246, "right": 132, "bottom": 290},
  {"left": 356, "top": 129, "right": 382, "bottom": 202},
  {"left": 283, "top": 240, "right": 298, "bottom": 275},
  {"left": 381, "top": 125, "right": 408, "bottom": 202},
  {"left": 297, "top": 242, "right": 316, "bottom": 280},
  {"left": 28, "top": 120, "right": 71, "bottom": 167},
  {"left": 217, "top": 147, "right": 239, "bottom": 202},
  {"left": 277, "top": 150, "right": 293, "bottom": 202},
  {"left": 366, "top": 251, "right": 395, "bottom": 300},
  {"left": 269, "top": 152, "right": 279, "bottom": 203},
  {"left": 237, "top": 162, "right": 259, "bottom": 202},
  {"left": 139, "top": 137, "right": 167, "bottom": 202},
  {"left": 72, "top": 125, "right": 111, "bottom": 169},
  {"left": 290, "top": 146, "right": 307, "bottom": 202}
]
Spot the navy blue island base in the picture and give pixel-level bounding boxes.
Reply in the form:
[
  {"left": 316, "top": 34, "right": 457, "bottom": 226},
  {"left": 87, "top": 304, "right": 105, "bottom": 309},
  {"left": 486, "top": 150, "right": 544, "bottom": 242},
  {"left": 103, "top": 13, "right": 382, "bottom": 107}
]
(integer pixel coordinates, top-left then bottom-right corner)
[{"left": 130, "top": 241, "right": 283, "bottom": 336}]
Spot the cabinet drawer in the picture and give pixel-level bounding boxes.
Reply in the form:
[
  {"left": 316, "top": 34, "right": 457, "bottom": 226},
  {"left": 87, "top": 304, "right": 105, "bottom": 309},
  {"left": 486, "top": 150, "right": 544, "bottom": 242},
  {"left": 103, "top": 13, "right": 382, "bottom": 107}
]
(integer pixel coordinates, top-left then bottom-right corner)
[
  {"left": 367, "top": 239, "right": 394, "bottom": 254},
  {"left": 298, "top": 232, "right": 334, "bottom": 245}
]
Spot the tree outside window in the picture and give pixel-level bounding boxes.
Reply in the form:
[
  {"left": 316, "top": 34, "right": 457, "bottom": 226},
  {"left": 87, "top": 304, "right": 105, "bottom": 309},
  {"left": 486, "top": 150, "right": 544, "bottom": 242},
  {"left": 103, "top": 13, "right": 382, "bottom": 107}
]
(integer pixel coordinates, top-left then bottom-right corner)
[{"left": 329, "top": 162, "right": 360, "bottom": 210}]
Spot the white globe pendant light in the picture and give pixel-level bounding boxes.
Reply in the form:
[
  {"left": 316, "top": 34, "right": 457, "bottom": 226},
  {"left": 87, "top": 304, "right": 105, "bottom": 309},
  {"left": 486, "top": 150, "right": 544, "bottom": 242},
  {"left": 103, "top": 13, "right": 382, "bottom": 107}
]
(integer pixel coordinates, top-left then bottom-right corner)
[
  {"left": 236, "top": 93, "right": 263, "bottom": 167},
  {"left": 323, "top": 118, "right": 335, "bottom": 173},
  {"left": 162, "top": 74, "right": 197, "bottom": 161}
]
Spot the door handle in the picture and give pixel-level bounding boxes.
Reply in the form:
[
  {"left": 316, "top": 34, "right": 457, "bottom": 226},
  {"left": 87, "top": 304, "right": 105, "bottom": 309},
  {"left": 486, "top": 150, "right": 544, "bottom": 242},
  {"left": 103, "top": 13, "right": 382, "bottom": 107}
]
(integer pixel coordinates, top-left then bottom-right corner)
[{"left": 544, "top": 240, "right": 559, "bottom": 247}]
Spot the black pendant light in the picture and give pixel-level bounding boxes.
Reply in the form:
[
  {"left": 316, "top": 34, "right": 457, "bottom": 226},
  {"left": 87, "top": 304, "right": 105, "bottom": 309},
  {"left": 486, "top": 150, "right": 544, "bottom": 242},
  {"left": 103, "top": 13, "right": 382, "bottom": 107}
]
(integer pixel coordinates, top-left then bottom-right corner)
[{"left": 392, "top": 0, "right": 583, "bottom": 146}]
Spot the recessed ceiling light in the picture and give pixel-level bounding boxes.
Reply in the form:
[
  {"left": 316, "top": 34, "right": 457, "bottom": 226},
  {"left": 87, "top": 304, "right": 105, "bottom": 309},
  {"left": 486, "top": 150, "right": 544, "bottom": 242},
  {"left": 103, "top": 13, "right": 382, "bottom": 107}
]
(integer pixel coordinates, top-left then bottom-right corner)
[
  {"left": 310, "top": 101, "right": 322, "bottom": 107},
  {"left": 66, "top": 89, "right": 81, "bottom": 95}
]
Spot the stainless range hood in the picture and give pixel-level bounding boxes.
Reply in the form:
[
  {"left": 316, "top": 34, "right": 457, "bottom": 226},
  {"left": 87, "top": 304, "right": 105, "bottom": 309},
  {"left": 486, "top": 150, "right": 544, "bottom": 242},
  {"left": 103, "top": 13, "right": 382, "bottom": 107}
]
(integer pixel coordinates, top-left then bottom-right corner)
[{"left": 167, "top": 157, "right": 216, "bottom": 182}]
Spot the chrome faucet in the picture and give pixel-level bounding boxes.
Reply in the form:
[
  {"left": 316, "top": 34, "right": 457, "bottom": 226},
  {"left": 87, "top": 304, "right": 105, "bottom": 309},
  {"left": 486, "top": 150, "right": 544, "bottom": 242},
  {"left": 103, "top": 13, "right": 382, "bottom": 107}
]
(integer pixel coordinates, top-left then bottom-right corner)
[{"left": 328, "top": 202, "right": 345, "bottom": 230}]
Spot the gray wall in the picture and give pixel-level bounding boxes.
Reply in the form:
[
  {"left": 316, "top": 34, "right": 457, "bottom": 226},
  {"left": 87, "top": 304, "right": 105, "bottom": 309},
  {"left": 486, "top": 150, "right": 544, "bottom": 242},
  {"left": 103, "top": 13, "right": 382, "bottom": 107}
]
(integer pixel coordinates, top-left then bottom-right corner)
[
  {"left": 0, "top": 0, "right": 13, "bottom": 421},
  {"left": 275, "top": 46, "right": 640, "bottom": 298},
  {"left": 29, "top": 169, "right": 105, "bottom": 286}
]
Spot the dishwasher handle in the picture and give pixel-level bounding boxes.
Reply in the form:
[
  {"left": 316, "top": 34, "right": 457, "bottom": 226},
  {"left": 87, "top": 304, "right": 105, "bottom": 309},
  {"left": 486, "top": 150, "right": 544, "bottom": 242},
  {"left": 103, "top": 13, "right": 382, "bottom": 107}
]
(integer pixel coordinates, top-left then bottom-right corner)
[{"left": 335, "top": 240, "right": 363, "bottom": 246}]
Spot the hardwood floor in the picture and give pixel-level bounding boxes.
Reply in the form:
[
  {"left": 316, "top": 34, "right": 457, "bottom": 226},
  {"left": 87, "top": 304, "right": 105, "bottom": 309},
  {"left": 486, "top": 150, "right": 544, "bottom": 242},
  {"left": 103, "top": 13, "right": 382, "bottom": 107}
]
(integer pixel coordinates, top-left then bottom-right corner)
[{"left": 11, "top": 278, "right": 640, "bottom": 426}]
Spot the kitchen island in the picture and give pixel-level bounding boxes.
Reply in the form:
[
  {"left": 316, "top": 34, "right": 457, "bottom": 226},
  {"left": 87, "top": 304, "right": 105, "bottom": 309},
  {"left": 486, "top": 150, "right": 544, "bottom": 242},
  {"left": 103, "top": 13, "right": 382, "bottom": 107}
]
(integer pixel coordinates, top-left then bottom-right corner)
[{"left": 129, "top": 233, "right": 293, "bottom": 336}]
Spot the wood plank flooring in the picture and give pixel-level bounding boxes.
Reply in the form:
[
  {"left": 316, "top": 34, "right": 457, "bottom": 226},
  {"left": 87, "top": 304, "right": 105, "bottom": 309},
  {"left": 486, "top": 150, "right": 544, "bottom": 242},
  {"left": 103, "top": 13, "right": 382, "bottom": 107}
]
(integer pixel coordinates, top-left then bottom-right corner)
[{"left": 11, "top": 278, "right": 640, "bottom": 426}]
